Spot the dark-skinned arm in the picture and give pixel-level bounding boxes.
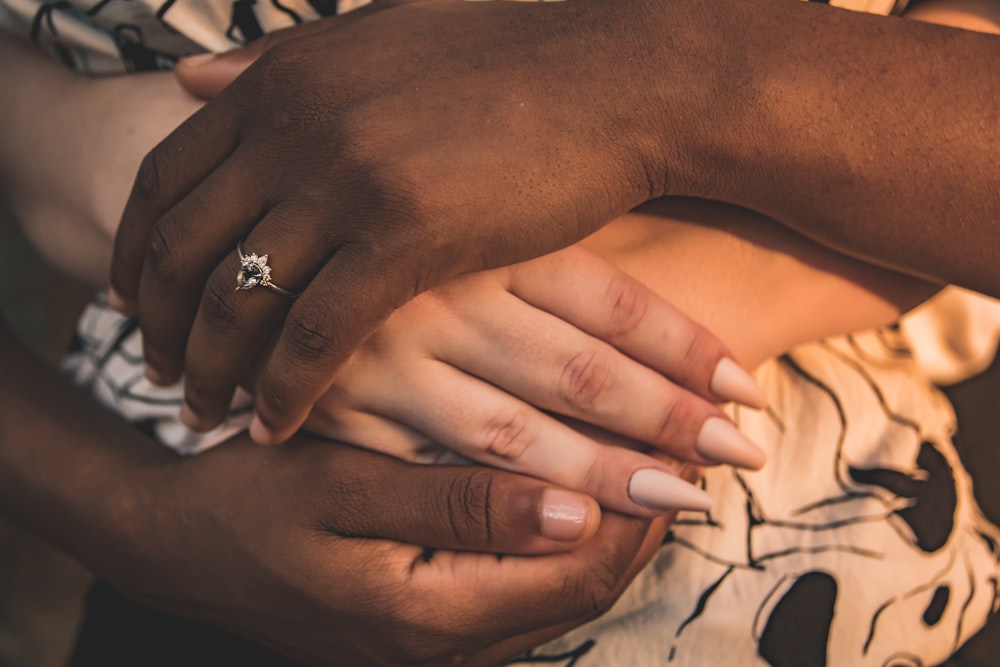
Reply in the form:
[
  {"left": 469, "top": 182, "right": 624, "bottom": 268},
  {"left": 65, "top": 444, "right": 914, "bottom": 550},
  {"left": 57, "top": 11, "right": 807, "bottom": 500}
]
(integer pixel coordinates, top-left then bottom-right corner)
[
  {"left": 110, "top": 0, "right": 1000, "bottom": 444},
  {"left": 0, "top": 315, "right": 676, "bottom": 666}
]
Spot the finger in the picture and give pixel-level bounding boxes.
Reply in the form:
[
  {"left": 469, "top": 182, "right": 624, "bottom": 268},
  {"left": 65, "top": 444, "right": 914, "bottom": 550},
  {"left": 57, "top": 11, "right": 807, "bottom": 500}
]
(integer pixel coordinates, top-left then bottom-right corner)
[
  {"left": 109, "top": 101, "right": 240, "bottom": 314},
  {"left": 402, "top": 509, "right": 660, "bottom": 641},
  {"left": 136, "top": 152, "right": 273, "bottom": 386},
  {"left": 178, "top": 205, "right": 335, "bottom": 430},
  {"left": 508, "top": 245, "right": 768, "bottom": 408},
  {"left": 471, "top": 509, "right": 672, "bottom": 667},
  {"left": 304, "top": 406, "right": 446, "bottom": 464},
  {"left": 175, "top": 23, "right": 330, "bottom": 100},
  {"left": 174, "top": 1, "right": 398, "bottom": 99},
  {"left": 369, "top": 361, "right": 714, "bottom": 516},
  {"left": 250, "top": 240, "right": 427, "bottom": 445},
  {"left": 440, "top": 285, "right": 766, "bottom": 470},
  {"left": 311, "top": 440, "right": 602, "bottom": 554}
]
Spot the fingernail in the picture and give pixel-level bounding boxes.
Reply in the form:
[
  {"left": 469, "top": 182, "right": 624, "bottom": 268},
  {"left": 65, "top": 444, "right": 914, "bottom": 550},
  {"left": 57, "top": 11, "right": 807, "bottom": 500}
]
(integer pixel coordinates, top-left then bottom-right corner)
[
  {"left": 695, "top": 417, "right": 766, "bottom": 470},
  {"left": 144, "top": 364, "right": 167, "bottom": 386},
  {"left": 106, "top": 287, "right": 129, "bottom": 313},
  {"left": 250, "top": 415, "right": 277, "bottom": 445},
  {"left": 179, "top": 402, "right": 203, "bottom": 431},
  {"left": 710, "top": 357, "right": 767, "bottom": 409},
  {"left": 540, "top": 489, "right": 593, "bottom": 542},
  {"left": 179, "top": 52, "right": 216, "bottom": 68},
  {"left": 628, "top": 469, "right": 713, "bottom": 512}
]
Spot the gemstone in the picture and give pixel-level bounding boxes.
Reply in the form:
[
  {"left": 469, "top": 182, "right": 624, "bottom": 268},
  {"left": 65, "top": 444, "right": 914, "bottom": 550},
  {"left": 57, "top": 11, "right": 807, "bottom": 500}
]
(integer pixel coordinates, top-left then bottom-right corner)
[{"left": 237, "top": 263, "right": 263, "bottom": 289}]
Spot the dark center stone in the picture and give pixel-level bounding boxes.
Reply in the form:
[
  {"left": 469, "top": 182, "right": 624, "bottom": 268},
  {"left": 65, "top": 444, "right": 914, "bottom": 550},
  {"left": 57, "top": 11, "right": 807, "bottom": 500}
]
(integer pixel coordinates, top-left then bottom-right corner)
[{"left": 238, "top": 263, "right": 262, "bottom": 289}]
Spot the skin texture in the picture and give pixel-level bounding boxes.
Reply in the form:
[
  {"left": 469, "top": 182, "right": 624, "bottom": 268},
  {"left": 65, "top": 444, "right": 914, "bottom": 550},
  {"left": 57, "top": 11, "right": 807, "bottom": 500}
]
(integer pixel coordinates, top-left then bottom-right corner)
[
  {"left": 112, "top": 0, "right": 1000, "bottom": 446},
  {"left": 0, "top": 33, "right": 662, "bottom": 667},
  {"left": 0, "top": 317, "right": 687, "bottom": 666},
  {"left": 0, "top": 0, "right": 990, "bottom": 663}
]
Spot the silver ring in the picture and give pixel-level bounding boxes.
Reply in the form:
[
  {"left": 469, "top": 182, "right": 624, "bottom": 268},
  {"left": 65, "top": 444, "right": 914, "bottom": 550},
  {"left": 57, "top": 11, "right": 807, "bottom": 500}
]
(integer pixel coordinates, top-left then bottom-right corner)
[{"left": 235, "top": 241, "right": 301, "bottom": 298}]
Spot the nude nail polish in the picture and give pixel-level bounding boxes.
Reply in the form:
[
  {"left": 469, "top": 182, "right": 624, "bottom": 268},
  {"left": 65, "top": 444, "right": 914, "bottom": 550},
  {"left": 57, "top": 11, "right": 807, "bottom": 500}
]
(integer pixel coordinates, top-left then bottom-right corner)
[
  {"left": 710, "top": 357, "right": 768, "bottom": 409},
  {"left": 628, "top": 469, "right": 713, "bottom": 512},
  {"left": 695, "top": 417, "right": 766, "bottom": 470},
  {"left": 540, "top": 489, "right": 592, "bottom": 542}
]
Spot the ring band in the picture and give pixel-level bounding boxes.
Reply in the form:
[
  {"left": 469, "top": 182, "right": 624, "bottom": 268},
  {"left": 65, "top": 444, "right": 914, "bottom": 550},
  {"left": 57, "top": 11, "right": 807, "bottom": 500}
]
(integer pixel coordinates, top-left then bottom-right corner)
[{"left": 235, "top": 241, "right": 301, "bottom": 298}]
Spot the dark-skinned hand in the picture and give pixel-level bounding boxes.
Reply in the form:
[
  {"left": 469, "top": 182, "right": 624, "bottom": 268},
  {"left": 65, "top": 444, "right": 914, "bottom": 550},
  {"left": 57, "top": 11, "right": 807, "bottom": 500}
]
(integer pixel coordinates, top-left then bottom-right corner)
[{"left": 110, "top": 0, "right": 715, "bottom": 444}]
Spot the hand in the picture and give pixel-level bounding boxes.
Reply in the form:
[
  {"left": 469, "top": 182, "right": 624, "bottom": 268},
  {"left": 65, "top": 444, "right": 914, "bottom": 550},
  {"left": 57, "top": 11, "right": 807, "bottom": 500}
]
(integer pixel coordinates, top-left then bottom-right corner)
[
  {"left": 111, "top": 0, "right": 700, "bottom": 444},
  {"left": 125, "top": 434, "right": 679, "bottom": 666},
  {"left": 304, "top": 245, "right": 766, "bottom": 516},
  {"left": 0, "top": 310, "right": 674, "bottom": 666}
]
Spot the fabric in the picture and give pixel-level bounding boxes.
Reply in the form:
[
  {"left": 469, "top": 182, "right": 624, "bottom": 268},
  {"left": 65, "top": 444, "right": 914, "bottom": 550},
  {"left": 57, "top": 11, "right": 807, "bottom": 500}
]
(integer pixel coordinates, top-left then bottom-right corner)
[
  {"left": 64, "top": 291, "right": 1000, "bottom": 666},
  {"left": 35, "top": 0, "right": 999, "bottom": 662},
  {"left": 0, "top": 0, "right": 910, "bottom": 74}
]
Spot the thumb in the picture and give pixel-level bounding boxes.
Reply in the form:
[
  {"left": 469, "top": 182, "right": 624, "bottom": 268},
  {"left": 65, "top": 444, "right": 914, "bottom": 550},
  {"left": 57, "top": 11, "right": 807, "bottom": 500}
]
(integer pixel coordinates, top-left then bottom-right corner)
[
  {"left": 174, "top": 0, "right": 402, "bottom": 99},
  {"left": 174, "top": 20, "right": 326, "bottom": 99},
  {"left": 174, "top": 50, "right": 258, "bottom": 100},
  {"left": 320, "top": 444, "right": 603, "bottom": 554}
]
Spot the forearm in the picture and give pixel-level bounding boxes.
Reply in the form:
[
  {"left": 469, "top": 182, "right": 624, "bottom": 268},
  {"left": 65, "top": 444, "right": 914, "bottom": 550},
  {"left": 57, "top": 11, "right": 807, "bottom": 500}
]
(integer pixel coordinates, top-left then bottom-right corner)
[
  {"left": 586, "top": 199, "right": 938, "bottom": 369},
  {"left": 0, "top": 317, "right": 176, "bottom": 589},
  {"left": 0, "top": 33, "right": 200, "bottom": 285},
  {"left": 649, "top": 0, "right": 1000, "bottom": 295}
]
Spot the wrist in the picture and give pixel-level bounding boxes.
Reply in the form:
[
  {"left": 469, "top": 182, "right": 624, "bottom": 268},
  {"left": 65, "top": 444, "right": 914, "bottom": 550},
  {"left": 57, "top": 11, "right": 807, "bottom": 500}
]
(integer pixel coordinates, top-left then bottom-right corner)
[
  {"left": 0, "top": 321, "right": 178, "bottom": 592},
  {"left": 605, "top": 0, "right": 769, "bottom": 201}
]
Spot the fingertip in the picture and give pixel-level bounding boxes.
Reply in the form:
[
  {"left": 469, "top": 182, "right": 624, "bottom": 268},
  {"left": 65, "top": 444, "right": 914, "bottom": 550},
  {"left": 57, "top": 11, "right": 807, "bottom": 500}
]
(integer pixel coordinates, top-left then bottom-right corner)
[
  {"left": 693, "top": 417, "right": 766, "bottom": 471},
  {"left": 628, "top": 468, "right": 714, "bottom": 513},
  {"left": 179, "top": 401, "right": 227, "bottom": 433},
  {"left": 710, "top": 357, "right": 768, "bottom": 409},
  {"left": 106, "top": 286, "right": 135, "bottom": 315},
  {"left": 175, "top": 50, "right": 255, "bottom": 100},
  {"left": 176, "top": 52, "right": 216, "bottom": 69},
  {"left": 249, "top": 414, "right": 279, "bottom": 445},
  {"left": 179, "top": 402, "right": 201, "bottom": 431},
  {"left": 144, "top": 363, "right": 171, "bottom": 387}
]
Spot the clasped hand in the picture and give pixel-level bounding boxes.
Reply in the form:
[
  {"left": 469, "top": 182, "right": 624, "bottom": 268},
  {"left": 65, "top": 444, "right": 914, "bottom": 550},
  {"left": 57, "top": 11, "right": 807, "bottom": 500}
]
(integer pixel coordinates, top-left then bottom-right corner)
[{"left": 109, "top": 0, "right": 706, "bottom": 445}]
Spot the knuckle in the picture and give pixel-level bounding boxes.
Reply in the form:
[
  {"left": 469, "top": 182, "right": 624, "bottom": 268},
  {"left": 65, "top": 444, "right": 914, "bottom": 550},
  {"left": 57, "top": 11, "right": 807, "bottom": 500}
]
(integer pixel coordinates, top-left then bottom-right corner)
[
  {"left": 313, "top": 464, "right": 373, "bottom": 536},
  {"left": 653, "top": 394, "right": 696, "bottom": 444},
  {"left": 677, "top": 328, "right": 715, "bottom": 383},
  {"left": 145, "top": 220, "right": 185, "bottom": 283},
  {"left": 255, "top": 42, "right": 303, "bottom": 92},
  {"left": 200, "top": 278, "right": 242, "bottom": 329},
  {"left": 478, "top": 409, "right": 535, "bottom": 460},
  {"left": 443, "top": 469, "right": 495, "bottom": 547},
  {"left": 559, "top": 350, "right": 615, "bottom": 412},
  {"left": 135, "top": 147, "right": 168, "bottom": 204},
  {"left": 255, "top": 377, "right": 296, "bottom": 429},
  {"left": 562, "top": 560, "right": 624, "bottom": 621},
  {"left": 602, "top": 274, "right": 648, "bottom": 340},
  {"left": 284, "top": 309, "right": 340, "bottom": 361}
]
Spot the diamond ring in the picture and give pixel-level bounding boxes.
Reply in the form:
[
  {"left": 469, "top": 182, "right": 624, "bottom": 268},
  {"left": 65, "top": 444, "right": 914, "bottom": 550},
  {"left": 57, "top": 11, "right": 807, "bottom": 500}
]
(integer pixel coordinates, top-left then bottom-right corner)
[{"left": 235, "top": 241, "right": 301, "bottom": 298}]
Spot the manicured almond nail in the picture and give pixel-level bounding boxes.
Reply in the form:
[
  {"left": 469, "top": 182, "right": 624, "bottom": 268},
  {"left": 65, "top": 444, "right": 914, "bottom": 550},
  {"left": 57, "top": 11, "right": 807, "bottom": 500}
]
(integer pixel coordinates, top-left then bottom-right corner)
[
  {"left": 695, "top": 417, "right": 766, "bottom": 470},
  {"left": 628, "top": 469, "right": 713, "bottom": 512},
  {"left": 540, "top": 489, "right": 593, "bottom": 542},
  {"left": 711, "top": 357, "right": 767, "bottom": 409}
]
